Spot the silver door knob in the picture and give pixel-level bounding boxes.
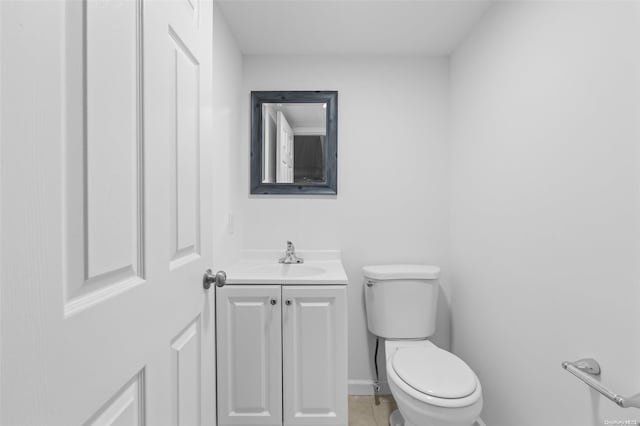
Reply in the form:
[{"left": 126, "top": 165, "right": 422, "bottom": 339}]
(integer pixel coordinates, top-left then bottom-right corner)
[{"left": 203, "top": 269, "right": 226, "bottom": 290}]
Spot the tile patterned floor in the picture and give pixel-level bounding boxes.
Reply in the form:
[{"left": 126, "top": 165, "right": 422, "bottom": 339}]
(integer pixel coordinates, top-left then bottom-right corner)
[{"left": 348, "top": 395, "right": 398, "bottom": 426}]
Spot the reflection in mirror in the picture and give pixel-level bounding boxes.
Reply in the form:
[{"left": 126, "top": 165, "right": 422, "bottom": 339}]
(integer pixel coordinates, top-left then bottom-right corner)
[
  {"left": 250, "top": 91, "right": 337, "bottom": 195},
  {"left": 261, "top": 103, "right": 327, "bottom": 184}
]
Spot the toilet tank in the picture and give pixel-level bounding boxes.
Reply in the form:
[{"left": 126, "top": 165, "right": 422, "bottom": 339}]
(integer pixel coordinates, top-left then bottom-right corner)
[{"left": 363, "top": 264, "right": 441, "bottom": 339}]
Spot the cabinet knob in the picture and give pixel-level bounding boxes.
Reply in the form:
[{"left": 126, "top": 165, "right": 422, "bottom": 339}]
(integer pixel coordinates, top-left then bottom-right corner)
[
  {"left": 285, "top": 299, "right": 292, "bottom": 306},
  {"left": 270, "top": 298, "right": 277, "bottom": 305}
]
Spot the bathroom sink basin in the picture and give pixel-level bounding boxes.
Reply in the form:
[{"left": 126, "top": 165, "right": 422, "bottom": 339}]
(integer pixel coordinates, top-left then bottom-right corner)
[
  {"left": 224, "top": 250, "right": 349, "bottom": 285},
  {"left": 246, "top": 263, "right": 326, "bottom": 277}
]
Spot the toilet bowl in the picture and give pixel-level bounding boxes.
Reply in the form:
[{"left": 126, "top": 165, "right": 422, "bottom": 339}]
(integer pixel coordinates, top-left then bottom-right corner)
[
  {"left": 385, "top": 340, "right": 482, "bottom": 426},
  {"left": 363, "top": 264, "right": 483, "bottom": 426}
]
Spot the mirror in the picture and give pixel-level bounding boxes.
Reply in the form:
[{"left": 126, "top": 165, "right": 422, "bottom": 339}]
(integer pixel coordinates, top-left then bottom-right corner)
[{"left": 251, "top": 91, "right": 338, "bottom": 194}]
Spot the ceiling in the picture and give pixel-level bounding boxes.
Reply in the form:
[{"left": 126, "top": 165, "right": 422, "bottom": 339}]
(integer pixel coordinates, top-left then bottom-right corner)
[
  {"left": 278, "top": 103, "right": 327, "bottom": 130},
  {"left": 217, "top": 0, "right": 494, "bottom": 56},
  {"left": 264, "top": 103, "right": 327, "bottom": 133}
]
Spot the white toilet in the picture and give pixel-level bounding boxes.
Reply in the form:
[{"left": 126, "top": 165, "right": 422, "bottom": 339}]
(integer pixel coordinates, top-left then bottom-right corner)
[{"left": 363, "top": 265, "right": 483, "bottom": 426}]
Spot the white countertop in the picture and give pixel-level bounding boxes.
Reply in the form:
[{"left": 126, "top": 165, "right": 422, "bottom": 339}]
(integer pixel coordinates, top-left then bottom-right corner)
[{"left": 224, "top": 250, "right": 349, "bottom": 285}]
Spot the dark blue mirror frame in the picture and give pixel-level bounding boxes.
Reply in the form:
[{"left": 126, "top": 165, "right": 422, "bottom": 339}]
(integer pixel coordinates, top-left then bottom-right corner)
[{"left": 250, "top": 91, "right": 338, "bottom": 195}]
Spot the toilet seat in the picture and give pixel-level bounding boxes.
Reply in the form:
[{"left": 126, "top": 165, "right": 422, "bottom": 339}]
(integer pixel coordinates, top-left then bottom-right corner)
[
  {"left": 392, "top": 346, "right": 477, "bottom": 399},
  {"left": 387, "top": 343, "right": 482, "bottom": 409}
]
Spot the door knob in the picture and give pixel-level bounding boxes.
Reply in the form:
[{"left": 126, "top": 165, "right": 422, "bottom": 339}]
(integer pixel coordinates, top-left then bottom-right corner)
[
  {"left": 285, "top": 299, "right": 292, "bottom": 306},
  {"left": 270, "top": 298, "right": 277, "bottom": 305},
  {"left": 203, "top": 269, "right": 227, "bottom": 290}
]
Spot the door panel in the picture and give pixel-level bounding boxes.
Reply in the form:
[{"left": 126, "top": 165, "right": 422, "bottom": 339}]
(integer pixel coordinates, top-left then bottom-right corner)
[
  {"left": 217, "top": 286, "right": 283, "bottom": 426},
  {"left": 86, "top": 372, "right": 145, "bottom": 426},
  {"left": 171, "top": 317, "right": 202, "bottom": 426},
  {"left": 169, "top": 25, "right": 201, "bottom": 269},
  {"left": 85, "top": 0, "right": 142, "bottom": 284},
  {"left": 0, "top": 1, "right": 215, "bottom": 424},
  {"left": 282, "top": 286, "right": 348, "bottom": 426},
  {"left": 276, "top": 111, "right": 294, "bottom": 183},
  {"left": 64, "top": 0, "right": 145, "bottom": 316}
]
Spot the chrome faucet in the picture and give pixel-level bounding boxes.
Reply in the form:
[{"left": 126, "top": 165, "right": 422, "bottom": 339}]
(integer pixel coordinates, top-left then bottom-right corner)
[{"left": 279, "top": 241, "right": 304, "bottom": 264}]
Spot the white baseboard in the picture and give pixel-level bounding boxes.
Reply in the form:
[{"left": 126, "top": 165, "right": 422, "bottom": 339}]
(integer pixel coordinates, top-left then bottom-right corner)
[{"left": 348, "top": 379, "right": 391, "bottom": 395}]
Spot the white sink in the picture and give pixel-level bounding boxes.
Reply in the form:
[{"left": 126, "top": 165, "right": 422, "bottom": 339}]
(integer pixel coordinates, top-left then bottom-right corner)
[
  {"left": 246, "top": 263, "right": 326, "bottom": 277},
  {"left": 224, "top": 250, "right": 348, "bottom": 285}
]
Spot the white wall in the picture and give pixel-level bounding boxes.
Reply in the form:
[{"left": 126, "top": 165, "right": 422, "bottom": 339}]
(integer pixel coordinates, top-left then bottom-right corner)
[
  {"left": 240, "top": 55, "right": 450, "bottom": 391},
  {"left": 212, "top": 2, "right": 243, "bottom": 267},
  {"left": 450, "top": 2, "right": 640, "bottom": 424}
]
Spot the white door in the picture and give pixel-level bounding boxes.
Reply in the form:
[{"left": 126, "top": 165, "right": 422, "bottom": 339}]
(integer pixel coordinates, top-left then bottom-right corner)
[
  {"left": 282, "top": 286, "right": 348, "bottom": 426},
  {"left": 216, "top": 286, "right": 283, "bottom": 426},
  {"left": 0, "top": 1, "right": 216, "bottom": 425},
  {"left": 276, "top": 111, "right": 294, "bottom": 183},
  {"left": 262, "top": 108, "right": 277, "bottom": 183}
]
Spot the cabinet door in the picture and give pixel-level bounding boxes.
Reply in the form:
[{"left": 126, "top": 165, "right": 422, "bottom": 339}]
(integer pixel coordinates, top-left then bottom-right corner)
[
  {"left": 217, "top": 286, "right": 283, "bottom": 426},
  {"left": 282, "top": 286, "right": 348, "bottom": 426}
]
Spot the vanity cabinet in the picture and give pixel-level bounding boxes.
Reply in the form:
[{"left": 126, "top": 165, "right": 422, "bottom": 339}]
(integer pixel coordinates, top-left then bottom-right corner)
[{"left": 216, "top": 285, "right": 347, "bottom": 426}]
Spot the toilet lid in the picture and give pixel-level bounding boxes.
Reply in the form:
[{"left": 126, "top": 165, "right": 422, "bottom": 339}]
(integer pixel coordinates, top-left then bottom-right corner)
[{"left": 392, "top": 346, "right": 477, "bottom": 399}]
